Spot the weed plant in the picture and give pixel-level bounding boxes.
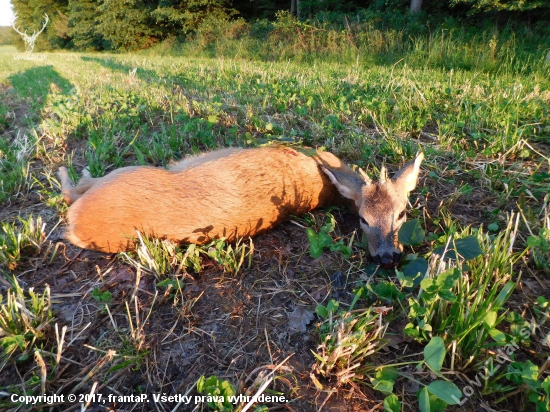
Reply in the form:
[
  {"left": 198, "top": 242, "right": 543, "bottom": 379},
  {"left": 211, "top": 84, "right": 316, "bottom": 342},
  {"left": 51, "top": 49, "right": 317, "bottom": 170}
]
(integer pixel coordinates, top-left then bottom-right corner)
[
  {"left": 404, "top": 214, "right": 529, "bottom": 370},
  {"left": 123, "top": 232, "right": 253, "bottom": 278},
  {"left": 313, "top": 299, "right": 386, "bottom": 386},
  {"left": 0, "top": 215, "right": 46, "bottom": 270},
  {"left": 0, "top": 278, "right": 53, "bottom": 366},
  {"left": 0, "top": 136, "right": 31, "bottom": 204}
]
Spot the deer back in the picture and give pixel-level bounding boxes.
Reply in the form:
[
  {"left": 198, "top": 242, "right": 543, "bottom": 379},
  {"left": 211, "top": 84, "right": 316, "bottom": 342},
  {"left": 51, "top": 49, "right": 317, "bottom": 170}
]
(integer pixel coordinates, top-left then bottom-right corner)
[{"left": 63, "top": 147, "right": 351, "bottom": 252}]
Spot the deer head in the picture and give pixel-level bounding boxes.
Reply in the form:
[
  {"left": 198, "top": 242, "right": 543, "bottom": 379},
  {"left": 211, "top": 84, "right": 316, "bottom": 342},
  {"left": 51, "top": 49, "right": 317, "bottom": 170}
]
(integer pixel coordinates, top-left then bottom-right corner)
[{"left": 322, "top": 153, "right": 424, "bottom": 268}]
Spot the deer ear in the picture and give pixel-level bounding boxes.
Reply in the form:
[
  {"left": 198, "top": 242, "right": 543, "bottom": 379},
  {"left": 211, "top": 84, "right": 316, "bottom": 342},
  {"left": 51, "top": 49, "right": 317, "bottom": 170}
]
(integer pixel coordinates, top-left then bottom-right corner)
[
  {"left": 392, "top": 152, "right": 424, "bottom": 193},
  {"left": 322, "top": 166, "right": 366, "bottom": 207}
]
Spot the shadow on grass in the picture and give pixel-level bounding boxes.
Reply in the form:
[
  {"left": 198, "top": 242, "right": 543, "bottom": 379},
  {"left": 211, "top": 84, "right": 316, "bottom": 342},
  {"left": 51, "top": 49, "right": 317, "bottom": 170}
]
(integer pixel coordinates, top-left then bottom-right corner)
[
  {"left": 8, "top": 65, "right": 74, "bottom": 117},
  {"left": 81, "top": 56, "right": 173, "bottom": 84}
]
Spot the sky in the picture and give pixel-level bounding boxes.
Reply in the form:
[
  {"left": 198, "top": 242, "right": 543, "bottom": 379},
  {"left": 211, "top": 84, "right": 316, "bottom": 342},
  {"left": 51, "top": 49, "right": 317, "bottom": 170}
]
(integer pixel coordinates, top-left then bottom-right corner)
[{"left": 0, "top": 0, "right": 15, "bottom": 26}]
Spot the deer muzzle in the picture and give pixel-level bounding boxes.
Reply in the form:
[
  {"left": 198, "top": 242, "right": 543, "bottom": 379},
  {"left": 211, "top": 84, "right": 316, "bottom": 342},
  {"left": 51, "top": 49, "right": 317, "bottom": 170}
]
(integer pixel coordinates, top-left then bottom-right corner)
[{"left": 373, "top": 251, "right": 402, "bottom": 268}]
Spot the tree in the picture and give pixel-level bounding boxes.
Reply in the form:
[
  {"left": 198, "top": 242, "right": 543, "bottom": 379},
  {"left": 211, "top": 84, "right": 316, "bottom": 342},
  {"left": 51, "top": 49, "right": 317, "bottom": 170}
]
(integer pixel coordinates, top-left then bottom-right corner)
[
  {"left": 290, "top": 0, "right": 301, "bottom": 18},
  {"left": 68, "top": 0, "right": 105, "bottom": 50},
  {"left": 97, "top": 0, "right": 161, "bottom": 51},
  {"left": 0, "top": 27, "right": 14, "bottom": 45},
  {"left": 151, "top": 0, "right": 236, "bottom": 34},
  {"left": 410, "top": 0, "right": 422, "bottom": 13},
  {"left": 11, "top": 0, "right": 70, "bottom": 51},
  {"left": 450, "top": 0, "right": 550, "bottom": 12}
]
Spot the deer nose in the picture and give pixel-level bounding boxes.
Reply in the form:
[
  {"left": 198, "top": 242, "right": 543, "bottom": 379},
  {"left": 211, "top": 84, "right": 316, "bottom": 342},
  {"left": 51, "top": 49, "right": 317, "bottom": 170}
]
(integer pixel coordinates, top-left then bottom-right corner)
[{"left": 373, "top": 252, "right": 402, "bottom": 268}]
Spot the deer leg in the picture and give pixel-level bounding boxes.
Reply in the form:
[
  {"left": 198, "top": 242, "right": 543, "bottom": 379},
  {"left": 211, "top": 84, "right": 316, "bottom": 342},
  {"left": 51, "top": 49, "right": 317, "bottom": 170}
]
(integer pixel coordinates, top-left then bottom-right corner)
[{"left": 58, "top": 167, "right": 99, "bottom": 204}]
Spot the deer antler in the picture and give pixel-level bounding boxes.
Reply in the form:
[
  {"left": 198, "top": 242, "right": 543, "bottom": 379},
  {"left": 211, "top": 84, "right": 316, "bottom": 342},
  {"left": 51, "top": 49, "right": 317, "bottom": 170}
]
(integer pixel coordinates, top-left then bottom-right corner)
[
  {"left": 11, "top": 13, "right": 26, "bottom": 37},
  {"left": 35, "top": 14, "right": 49, "bottom": 37},
  {"left": 12, "top": 13, "right": 49, "bottom": 54},
  {"left": 12, "top": 13, "right": 49, "bottom": 38}
]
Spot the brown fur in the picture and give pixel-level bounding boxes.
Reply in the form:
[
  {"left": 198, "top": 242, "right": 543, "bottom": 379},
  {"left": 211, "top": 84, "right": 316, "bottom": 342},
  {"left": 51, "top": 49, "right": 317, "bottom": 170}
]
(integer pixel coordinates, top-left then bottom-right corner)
[
  {"left": 321, "top": 153, "right": 424, "bottom": 266},
  {"left": 58, "top": 147, "right": 352, "bottom": 253}
]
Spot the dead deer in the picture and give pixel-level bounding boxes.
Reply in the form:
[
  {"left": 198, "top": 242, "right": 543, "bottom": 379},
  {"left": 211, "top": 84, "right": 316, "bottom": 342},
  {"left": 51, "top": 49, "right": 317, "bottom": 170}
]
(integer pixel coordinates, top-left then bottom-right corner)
[{"left": 58, "top": 146, "right": 423, "bottom": 267}]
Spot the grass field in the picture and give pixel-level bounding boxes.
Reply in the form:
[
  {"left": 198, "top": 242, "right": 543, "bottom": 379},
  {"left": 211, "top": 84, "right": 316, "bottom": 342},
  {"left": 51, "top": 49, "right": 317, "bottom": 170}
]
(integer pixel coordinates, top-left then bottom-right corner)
[{"left": 0, "top": 39, "right": 549, "bottom": 412}]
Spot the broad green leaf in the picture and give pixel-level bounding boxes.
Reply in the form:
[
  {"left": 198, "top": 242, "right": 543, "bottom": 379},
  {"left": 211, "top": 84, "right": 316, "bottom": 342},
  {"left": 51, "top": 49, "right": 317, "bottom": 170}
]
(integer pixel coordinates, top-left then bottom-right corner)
[
  {"left": 326, "top": 299, "right": 339, "bottom": 313},
  {"left": 527, "top": 235, "right": 541, "bottom": 247},
  {"left": 507, "top": 362, "right": 527, "bottom": 385},
  {"left": 372, "top": 379, "right": 394, "bottom": 394},
  {"left": 364, "top": 263, "right": 379, "bottom": 276},
  {"left": 420, "top": 321, "right": 433, "bottom": 332},
  {"left": 489, "top": 328, "right": 509, "bottom": 344},
  {"left": 536, "top": 296, "right": 550, "bottom": 309},
  {"left": 432, "top": 245, "right": 456, "bottom": 261},
  {"left": 221, "top": 380, "right": 234, "bottom": 396},
  {"left": 204, "top": 375, "right": 219, "bottom": 388},
  {"left": 488, "top": 222, "right": 499, "bottom": 232},
  {"left": 433, "top": 236, "right": 482, "bottom": 262},
  {"left": 420, "top": 278, "right": 438, "bottom": 293},
  {"left": 535, "top": 399, "right": 548, "bottom": 412},
  {"left": 318, "top": 232, "right": 333, "bottom": 248},
  {"left": 396, "top": 270, "right": 415, "bottom": 288},
  {"left": 402, "top": 257, "right": 428, "bottom": 287},
  {"left": 403, "top": 323, "right": 419, "bottom": 339},
  {"left": 306, "top": 227, "right": 317, "bottom": 244},
  {"left": 316, "top": 305, "right": 328, "bottom": 318},
  {"left": 418, "top": 387, "right": 431, "bottom": 412},
  {"left": 429, "top": 393, "right": 448, "bottom": 411},
  {"left": 437, "top": 289, "right": 457, "bottom": 302},
  {"left": 424, "top": 337, "right": 445, "bottom": 374},
  {"left": 376, "top": 366, "right": 399, "bottom": 381},
  {"left": 436, "top": 268, "right": 460, "bottom": 289},
  {"left": 398, "top": 219, "right": 425, "bottom": 246},
  {"left": 520, "top": 360, "right": 541, "bottom": 391},
  {"left": 454, "top": 236, "right": 483, "bottom": 261},
  {"left": 408, "top": 298, "right": 426, "bottom": 317},
  {"left": 383, "top": 394, "right": 401, "bottom": 412},
  {"left": 374, "top": 281, "right": 405, "bottom": 302},
  {"left": 484, "top": 310, "right": 498, "bottom": 329},
  {"left": 427, "top": 380, "right": 462, "bottom": 405},
  {"left": 329, "top": 241, "right": 351, "bottom": 258},
  {"left": 306, "top": 228, "right": 323, "bottom": 258},
  {"left": 156, "top": 278, "right": 173, "bottom": 287}
]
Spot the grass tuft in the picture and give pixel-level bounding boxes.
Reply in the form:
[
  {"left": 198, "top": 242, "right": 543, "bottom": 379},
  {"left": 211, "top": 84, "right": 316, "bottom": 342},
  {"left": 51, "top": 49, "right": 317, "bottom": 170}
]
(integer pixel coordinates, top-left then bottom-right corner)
[
  {"left": 0, "top": 215, "right": 46, "bottom": 270},
  {"left": 0, "top": 278, "right": 53, "bottom": 366}
]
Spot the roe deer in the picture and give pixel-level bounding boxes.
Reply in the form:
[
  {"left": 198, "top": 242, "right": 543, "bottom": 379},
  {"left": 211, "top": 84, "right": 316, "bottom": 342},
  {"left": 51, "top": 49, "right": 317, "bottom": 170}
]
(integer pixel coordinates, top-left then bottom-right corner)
[{"left": 58, "top": 146, "right": 423, "bottom": 267}]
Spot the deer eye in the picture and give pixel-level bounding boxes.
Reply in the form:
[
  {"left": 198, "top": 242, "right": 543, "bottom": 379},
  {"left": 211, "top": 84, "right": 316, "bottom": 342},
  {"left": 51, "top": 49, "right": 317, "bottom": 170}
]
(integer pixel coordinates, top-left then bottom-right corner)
[
  {"left": 359, "top": 216, "right": 369, "bottom": 226},
  {"left": 398, "top": 210, "right": 406, "bottom": 220}
]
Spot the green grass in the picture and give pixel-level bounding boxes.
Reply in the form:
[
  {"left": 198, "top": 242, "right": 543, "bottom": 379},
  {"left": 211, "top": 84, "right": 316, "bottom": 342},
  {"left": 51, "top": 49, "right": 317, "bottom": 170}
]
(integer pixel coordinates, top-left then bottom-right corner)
[
  {"left": 2, "top": 43, "right": 547, "bottom": 175},
  {"left": 155, "top": 13, "right": 550, "bottom": 78},
  {"left": 0, "top": 278, "right": 53, "bottom": 367},
  {"left": 0, "top": 215, "right": 46, "bottom": 270},
  {"left": 0, "top": 23, "right": 548, "bottom": 411}
]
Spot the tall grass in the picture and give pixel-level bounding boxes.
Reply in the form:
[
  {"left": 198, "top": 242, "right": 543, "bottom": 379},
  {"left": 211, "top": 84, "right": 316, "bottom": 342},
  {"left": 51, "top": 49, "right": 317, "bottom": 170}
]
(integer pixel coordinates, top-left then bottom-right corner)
[{"left": 147, "top": 12, "right": 550, "bottom": 77}]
